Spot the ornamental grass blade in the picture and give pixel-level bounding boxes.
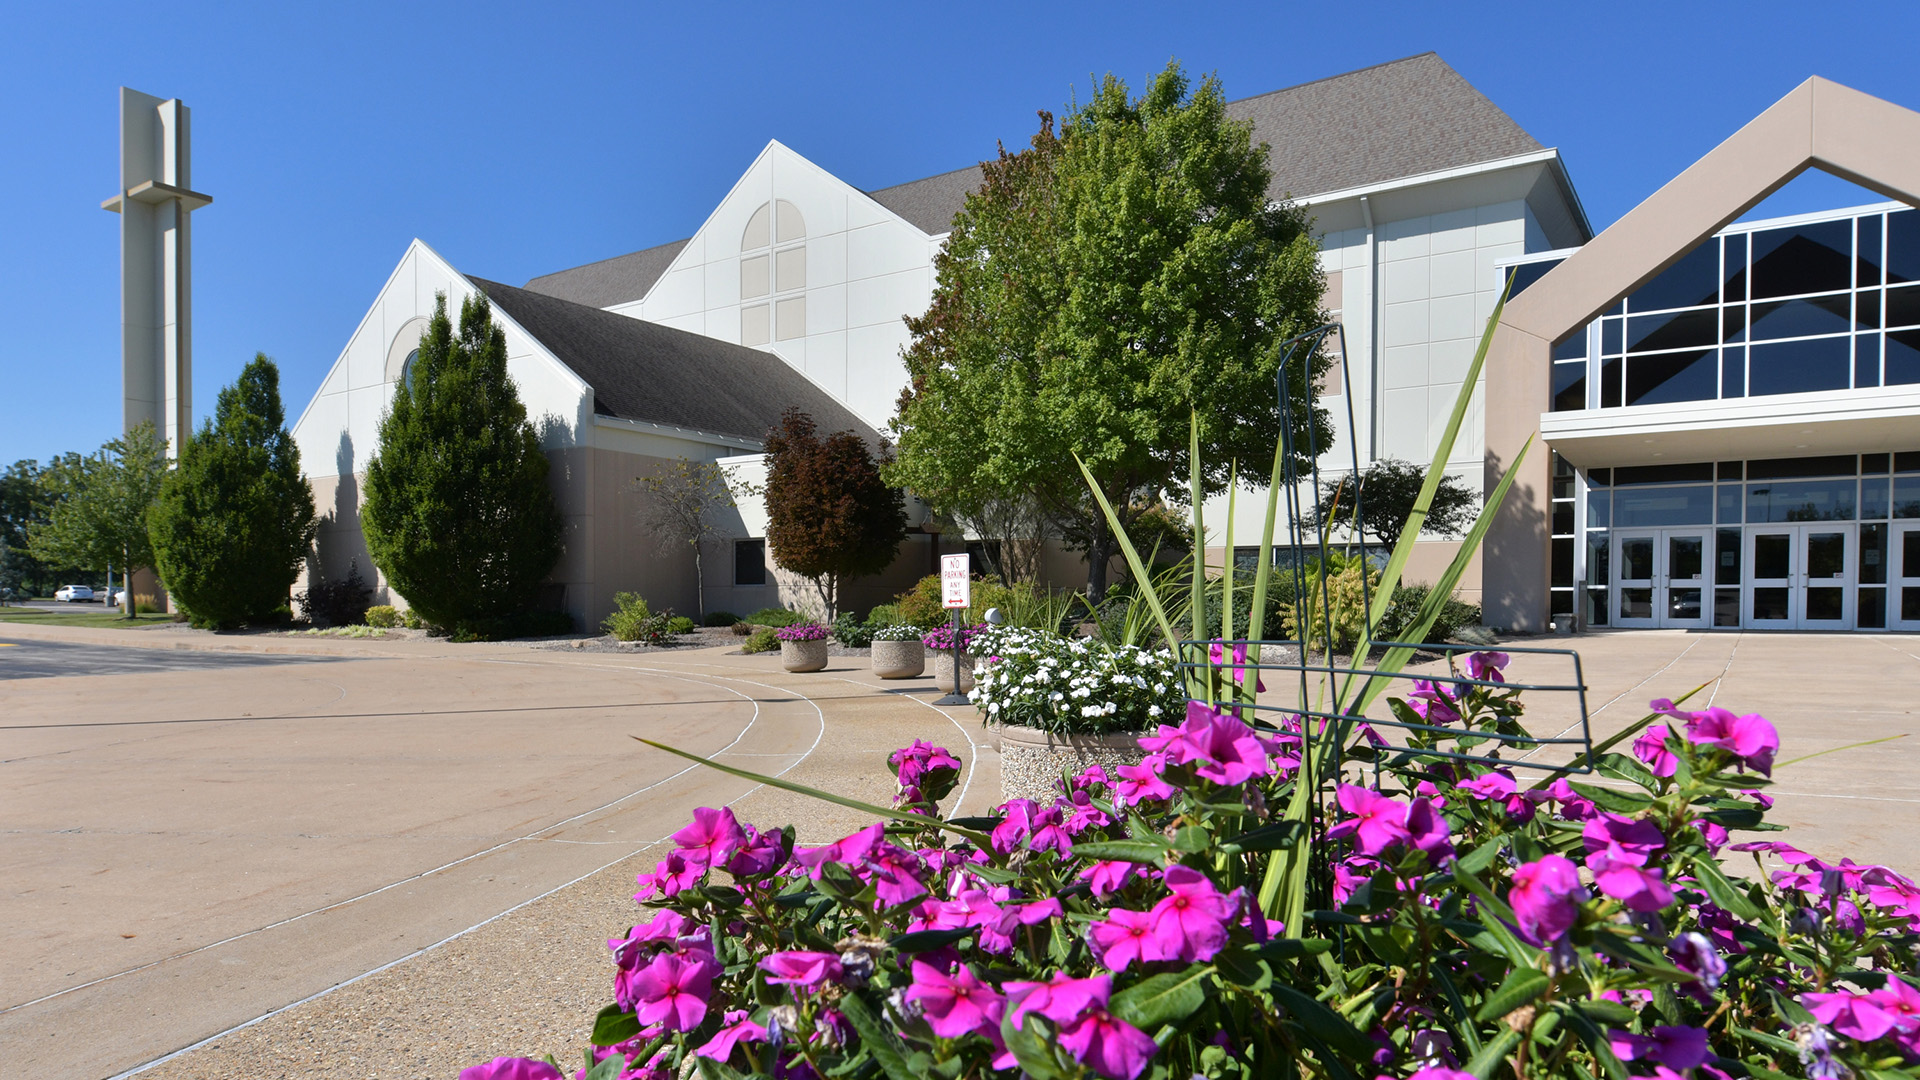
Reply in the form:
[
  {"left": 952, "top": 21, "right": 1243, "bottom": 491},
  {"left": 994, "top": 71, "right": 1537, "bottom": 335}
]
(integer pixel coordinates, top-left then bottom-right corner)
[
  {"left": 1246, "top": 432, "right": 1286, "bottom": 651},
  {"left": 1075, "top": 453, "right": 1180, "bottom": 661},
  {"left": 631, "top": 737, "right": 994, "bottom": 849},
  {"left": 1190, "top": 412, "right": 1206, "bottom": 646}
]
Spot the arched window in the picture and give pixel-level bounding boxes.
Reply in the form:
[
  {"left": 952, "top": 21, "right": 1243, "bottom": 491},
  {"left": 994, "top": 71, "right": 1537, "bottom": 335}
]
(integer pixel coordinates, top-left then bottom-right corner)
[
  {"left": 740, "top": 199, "right": 806, "bottom": 346},
  {"left": 402, "top": 349, "right": 419, "bottom": 393}
]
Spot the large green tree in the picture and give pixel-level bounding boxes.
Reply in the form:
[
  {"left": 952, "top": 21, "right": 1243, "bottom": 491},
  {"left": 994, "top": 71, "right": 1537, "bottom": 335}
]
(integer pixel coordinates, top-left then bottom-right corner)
[
  {"left": 362, "top": 292, "right": 562, "bottom": 637},
  {"left": 28, "top": 423, "right": 167, "bottom": 615},
  {"left": 149, "top": 355, "right": 318, "bottom": 628},
  {"left": 1314, "top": 458, "right": 1480, "bottom": 551},
  {"left": 887, "top": 63, "right": 1330, "bottom": 600},
  {"left": 763, "top": 408, "right": 907, "bottom": 618}
]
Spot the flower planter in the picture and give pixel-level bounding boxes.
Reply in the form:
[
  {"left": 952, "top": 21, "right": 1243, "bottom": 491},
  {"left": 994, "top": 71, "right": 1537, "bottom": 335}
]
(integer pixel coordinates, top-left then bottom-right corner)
[
  {"left": 780, "top": 639, "right": 829, "bottom": 672},
  {"left": 871, "top": 639, "right": 925, "bottom": 679},
  {"left": 932, "top": 652, "right": 974, "bottom": 694},
  {"left": 998, "top": 723, "right": 1149, "bottom": 804}
]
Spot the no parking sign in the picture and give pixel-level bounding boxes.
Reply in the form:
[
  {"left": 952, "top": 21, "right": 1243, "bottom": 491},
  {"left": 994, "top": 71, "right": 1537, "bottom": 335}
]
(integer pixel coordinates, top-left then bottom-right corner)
[{"left": 940, "top": 553, "right": 971, "bottom": 609}]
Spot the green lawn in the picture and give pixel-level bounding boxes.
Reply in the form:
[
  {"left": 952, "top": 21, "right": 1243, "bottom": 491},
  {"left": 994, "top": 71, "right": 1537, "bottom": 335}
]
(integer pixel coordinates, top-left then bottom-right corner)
[{"left": 0, "top": 609, "right": 175, "bottom": 629}]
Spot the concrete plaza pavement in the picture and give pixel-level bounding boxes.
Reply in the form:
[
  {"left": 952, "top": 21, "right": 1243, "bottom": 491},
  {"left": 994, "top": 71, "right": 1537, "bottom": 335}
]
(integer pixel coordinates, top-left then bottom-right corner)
[{"left": 2, "top": 625, "right": 1917, "bottom": 1079}]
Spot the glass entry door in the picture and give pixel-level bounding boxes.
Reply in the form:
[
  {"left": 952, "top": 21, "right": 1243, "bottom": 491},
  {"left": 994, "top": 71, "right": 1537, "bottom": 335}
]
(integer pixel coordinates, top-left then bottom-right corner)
[
  {"left": 1893, "top": 525, "right": 1920, "bottom": 632},
  {"left": 1613, "top": 529, "right": 1712, "bottom": 629},
  {"left": 1745, "top": 524, "right": 1855, "bottom": 630}
]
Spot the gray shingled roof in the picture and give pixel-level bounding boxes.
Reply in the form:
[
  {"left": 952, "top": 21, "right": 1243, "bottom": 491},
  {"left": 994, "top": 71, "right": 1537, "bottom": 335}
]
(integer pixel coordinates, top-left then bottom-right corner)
[
  {"left": 522, "top": 52, "right": 1541, "bottom": 308},
  {"left": 521, "top": 239, "right": 688, "bottom": 309},
  {"left": 471, "top": 277, "right": 881, "bottom": 446}
]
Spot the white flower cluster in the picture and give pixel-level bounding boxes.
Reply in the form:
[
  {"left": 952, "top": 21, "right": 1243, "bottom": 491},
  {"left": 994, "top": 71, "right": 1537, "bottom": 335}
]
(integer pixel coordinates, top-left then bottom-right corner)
[
  {"left": 970, "top": 627, "right": 1184, "bottom": 735},
  {"left": 869, "top": 624, "right": 925, "bottom": 642}
]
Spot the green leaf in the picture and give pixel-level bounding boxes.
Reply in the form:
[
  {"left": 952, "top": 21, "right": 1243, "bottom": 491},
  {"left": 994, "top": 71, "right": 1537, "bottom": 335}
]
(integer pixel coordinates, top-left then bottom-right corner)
[
  {"left": 1214, "top": 946, "right": 1274, "bottom": 991},
  {"left": 1253, "top": 937, "right": 1336, "bottom": 961},
  {"left": 586, "top": 1053, "right": 635, "bottom": 1080},
  {"left": 1167, "top": 826, "right": 1211, "bottom": 853},
  {"left": 1432, "top": 966, "right": 1484, "bottom": 1056},
  {"left": 1572, "top": 998, "right": 1638, "bottom": 1025},
  {"left": 1563, "top": 1006, "right": 1630, "bottom": 1080},
  {"left": 633, "top": 738, "right": 992, "bottom": 849},
  {"left": 998, "top": 1006, "right": 1071, "bottom": 1080},
  {"left": 1475, "top": 967, "right": 1552, "bottom": 1022},
  {"left": 1221, "top": 820, "right": 1305, "bottom": 853},
  {"left": 590, "top": 1003, "right": 640, "bottom": 1047},
  {"left": 1111, "top": 966, "right": 1210, "bottom": 1032},
  {"left": 1464, "top": 1029, "right": 1522, "bottom": 1080},
  {"left": 1455, "top": 839, "right": 1504, "bottom": 875},
  {"left": 1069, "top": 839, "right": 1171, "bottom": 864},
  {"left": 888, "top": 927, "right": 975, "bottom": 952},
  {"left": 1567, "top": 782, "right": 1655, "bottom": 814},
  {"left": 1076, "top": 453, "right": 1179, "bottom": 655},
  {"left": 1689, "top": 851, "right": 1765, "bottom": 920},
  {"left": 1271, "top": 983, "right": 1375, "bottom": 1062},
  {"left": 839, "top": 994, "right": 925, "bottom": 1080},
  {"left": 1595, "top": 753, "right": 1661, "bottom": 791}
]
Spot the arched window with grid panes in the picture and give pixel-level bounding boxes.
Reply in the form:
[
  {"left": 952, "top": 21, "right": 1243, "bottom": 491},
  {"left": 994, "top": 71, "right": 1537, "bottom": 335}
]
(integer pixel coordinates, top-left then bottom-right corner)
[{"left": 740, "top": 200, "right": 806, "bottom": 345}]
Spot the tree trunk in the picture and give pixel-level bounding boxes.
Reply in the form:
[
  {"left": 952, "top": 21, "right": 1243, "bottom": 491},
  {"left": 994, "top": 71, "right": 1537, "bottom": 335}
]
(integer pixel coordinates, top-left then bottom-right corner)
[
  {"left": 1084, "top": 524, "right": 1115, "bottom": 607},
  {"left": 693, "top": 545, "right": 705, "bottom": 620}
]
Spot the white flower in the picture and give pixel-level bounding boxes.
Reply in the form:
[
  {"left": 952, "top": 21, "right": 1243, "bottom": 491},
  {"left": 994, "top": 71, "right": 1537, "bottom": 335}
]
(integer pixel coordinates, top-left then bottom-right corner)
[{"left": 1148, "top": 704, "right": 1164, "bottom": 717}]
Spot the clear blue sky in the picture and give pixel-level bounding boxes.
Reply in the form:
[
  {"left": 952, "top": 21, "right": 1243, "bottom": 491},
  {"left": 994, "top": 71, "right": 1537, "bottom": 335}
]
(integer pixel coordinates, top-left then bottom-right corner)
[{"left": 4, "top": 0, "right": 1917, "bottom": 466}]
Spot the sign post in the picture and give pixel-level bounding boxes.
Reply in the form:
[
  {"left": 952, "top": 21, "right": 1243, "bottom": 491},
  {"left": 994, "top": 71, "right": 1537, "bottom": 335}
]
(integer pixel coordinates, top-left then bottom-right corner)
[{"left": 934, "top": 553, "right": 971, "bottom": 705}]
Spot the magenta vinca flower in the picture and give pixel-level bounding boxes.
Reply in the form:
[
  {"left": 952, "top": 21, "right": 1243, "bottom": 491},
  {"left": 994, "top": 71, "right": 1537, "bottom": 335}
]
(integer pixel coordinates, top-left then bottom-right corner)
[
  {"left": 1087, "top": 907, "right": 1157, "bottom": 972},
  {"left": 889, "top": 740, "right": 962, "bottom": 788},
  {"left": 694, "top": 1009, "right": 769, "bottom": 1062},
  {"left": 1405, "top": 680, "right": 1462, "bottom": 725},
  {"left": 633, "top": 850, "right": 704, "bottom": 902},
  {"left": 1327, "top": 785, "right": 1412, "bottom": 856},
  {"left": 672, "top": 806, "right": 747, "bottom": 869},
  {"left": 1169, "top": 708, "right": 1272, "bottom": 787},
  {"left": 627, "top": 952, "right": 714, "bottom": 1031},
  {"left": 1632, "top": 725, "right": 1680, "bottom": 777},
  {"left": 1006, "top": 971, "right": 1111, "bottom": 1029},
  {"left": 990, "top": 799, "right": 1038, "bottom": 855},
  {"left": 757, "top": 950, "right": 845, "bottom": 989},
  {"left": 1607, "top": 1026, "right": 1711, "bottom": 1070},
  {"left": 1652, "top": 699, "right": 1780, "bottom": 775},
  {"left": 1587, "top": 848, "right": 1676, "bottom": 912},
  {"left": 903, "top": 960, "right": 1004, "bottom": 1039},
  {"left": 793, "top": 822, "right": 885, "bottom": 878},
  {"left": 1804, "top": 991, "right": 1900, "bottom": 1042},
  {"left": 1508, "top": 854, "right": 1582, "bottom": 945},
  {"left": 1463, "top": 650, "right": 1510, "bottom": 683},
  {"left": 1403, "top": 796, "right": 1453, "bottom": 860},
  {"left": 1582, "top": 813, "right": 1666, "bottom": 864},
  {"left": 1146, "top": 865, "right": 1233, "bottom": 963},
  {"left": 1208, "top": 639, "right": 1266, "bottom": 691},
  {"left": 1079, "top": 859, "right": 1140, "bottom": 898},
  {"left": 1394, "top": 1069, "right": 1477, "bottom": 1080},
  {"left": 1058, "top": 1005, "right": 1160, "bottom": 1080},
  {"left": 725, "top": 824, "right": 787, "bottom": 878},
  {"left": 459, "top": 1058, "right": 565, "bottom": 1080},
  {"left": 1114, "top": 756, "right": 1178, "bottom": 807}
]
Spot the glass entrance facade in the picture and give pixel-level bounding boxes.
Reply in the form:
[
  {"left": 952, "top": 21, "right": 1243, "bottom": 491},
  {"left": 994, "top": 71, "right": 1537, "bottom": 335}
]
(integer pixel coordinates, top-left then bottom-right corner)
[{"left": 1566, "top": 453, "right": 1920, "bottom": 630}]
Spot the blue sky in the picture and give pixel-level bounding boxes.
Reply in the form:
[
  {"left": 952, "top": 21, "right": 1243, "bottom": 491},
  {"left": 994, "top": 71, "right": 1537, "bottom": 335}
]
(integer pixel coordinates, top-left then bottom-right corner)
[{"left": 3, "top": 0, "right": 1917, "bottom": 466}]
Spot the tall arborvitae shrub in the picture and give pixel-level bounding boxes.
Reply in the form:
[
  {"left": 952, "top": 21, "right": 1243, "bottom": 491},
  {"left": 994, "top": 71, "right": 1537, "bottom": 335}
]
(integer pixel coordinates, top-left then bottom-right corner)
[
  {"left": 361, "top": 291, "right": 562, "bottom": 638},
  {"left": 762, "top": 407, "right": 907, "bottom": 617},
  {"left": 150, "top": 355, "right": 318, "bottom": 628}
]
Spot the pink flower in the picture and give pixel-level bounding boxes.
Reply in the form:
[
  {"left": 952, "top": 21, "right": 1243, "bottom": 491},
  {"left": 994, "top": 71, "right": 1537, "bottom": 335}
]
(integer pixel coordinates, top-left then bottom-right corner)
[
  {"left": 978, "top": 899, "right": 1063, "bottom": 954},
  {"left": 694, "top": 1010, "right": 768, "bottom": 1062},
  {"left": 889, "top": 739, "right": 962, "bottom": 787},
  {"left": 1208, "top": 639, "right": 1266, "bottom": 692},
  {"left": 1006, "top": 972, "right": 1111, "bottom": 1028},
  {"left": 1079, "top": 860, "right": 1140, "bottom": 898},
  {"left": 1387, "top": 1070, "right": 1477, "bottom": 1080},
  {"left": 1653, "top": 699, "right": 1779, "bottom": 775},
  {"left": 1403, "top": 797, "right": 1453, "bottom": 860},
  {"left": 1608, "top": 1026, "right": 1710, "bottom": 1069},
  {"left": 1464, "top": 651, "right": 1509, "bottom": 683},
  {"left": 757, "top": 950, "right": 844, "bottom": 989},
  {"left": 1582, "top": 813, "right": 1666, "bottom": 864},
  {"left": 1027, "top": 803, "right": 1075, "bottom": 855},
  {"left": 793, "top": 822, "right": 884, "bottom": 877},
  {"left": 1114, "top": 756, "right": 1178, "bottom": 806},
  {"left": 633, "top": 850, "right": 704, "bottom": 901},
  {"left": 863, "top": 842, "right": 930, "bottom": 907},
  {"left": 627, "top": 952, "right": 714, "bottom": 1031},
  {"left": 1633, "top": 726, "right": 1680, "bottom": 777},
  {"left": 726, "top": 824, "right": 788, "bottom": 878},
  {"left": 1458, "top": 771, "right": 1516, "bottom": 801},
  {"left": 991, "top": 799, "right": 1039, "bottom": 855},
  {"left": 1170, "top": 708, "right": 1273, "bottom": 787},
  {"left": 1805, "top": 991, "right": 1899, "bottom": 1042},
  {"left": 461, "top": 1059, "right": 564, "bottom": 1080},
  {"left": 1088, "top": 907, "right": 1157, "bottom": 972},
  {"left": 1146, "top": 865, "right": 1233, "bottom": 963},
  {"left": 672, "top": 806, "right": 747, "bottom": 869},
  {"left": 1406, "top": 680, "right": 1461, "bottom": 725},
  {"left": 1508, "top": 855, "right": 1581, "bottom": 945},
  {"left": 1058, "top": 1007, "right": 1160, "bottom": 1079},
  {"left": 1328, "top": 785, "right": 1411, "bottom": 855},
  {"left": 1063, "top": 789, "right": 1113, "bottom": 833},
  {"left": 1871, "top": 977, "right": 1920, "bottom": 1033},
  {"left": 1588, "top": 850, "right": 1675, "bottom": 912},
  {"left": 903, "top": 960, "right": 1004, "bottom": 1039}
]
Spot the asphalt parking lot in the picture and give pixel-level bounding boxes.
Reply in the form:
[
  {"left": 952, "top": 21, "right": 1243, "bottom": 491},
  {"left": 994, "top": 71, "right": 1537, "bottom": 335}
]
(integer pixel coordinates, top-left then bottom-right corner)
[{"left": 0, "top": 637, "right": 342, "bottom": 679}]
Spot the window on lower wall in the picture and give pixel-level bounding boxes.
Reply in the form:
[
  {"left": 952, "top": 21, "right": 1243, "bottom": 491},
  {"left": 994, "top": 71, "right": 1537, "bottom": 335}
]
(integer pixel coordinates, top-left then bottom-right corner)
[{"left": 734, "top": 539, "right": 768, "bottom": 586}]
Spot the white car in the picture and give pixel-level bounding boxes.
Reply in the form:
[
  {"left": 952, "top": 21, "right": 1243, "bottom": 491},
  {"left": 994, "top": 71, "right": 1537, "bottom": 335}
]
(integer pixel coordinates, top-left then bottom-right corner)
[
  {"left": 54, "top": 585, "right": 94, "bottom": 602},
  {"left": 107, "top": 587, "right": 128, "bottom": 607}
]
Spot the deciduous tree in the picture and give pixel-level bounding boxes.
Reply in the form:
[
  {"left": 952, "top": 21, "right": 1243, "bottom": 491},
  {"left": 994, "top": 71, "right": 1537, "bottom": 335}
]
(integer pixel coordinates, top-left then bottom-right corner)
[
  {"left": 1314, "top": 459, "right": 1479, "bottom": 551},
  {"left": 27, "top": 423, "right": 167, "bottom": 615},
  {"left": 150, "top": 355, "right": 318, "bottom": 628},
  {"left": 634, "top": 458, "right": 737, "bottom": 619},
  {"left": 362, "top": 292, "right": 563, "bottom": 637},
  {"left": 763, "top": 408, "right": 907, "bottom": 618},
  {"left": 888, "top": 62, "right": 1330, "bottom": 602}
]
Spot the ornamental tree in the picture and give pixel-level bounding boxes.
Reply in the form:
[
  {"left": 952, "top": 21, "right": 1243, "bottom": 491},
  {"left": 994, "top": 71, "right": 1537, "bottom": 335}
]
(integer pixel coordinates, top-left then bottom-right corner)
[
  {"left": 634, "top": 459, "right": 737, "bottom": 620},
  {"left": 1314, "top": 458, "right": 1479, "bottom": 551},
  {"left": 362, "top": 292, "right": 563, "bottom": 638},
  {"left": 27, "top": 422, "right": 167, "bottom": 616},
  {"left": 149, "top": 355, "right": 318, "bottom": 628},
  {"left": 762, "top": 408, "right": 907, "bottom": 618},
  {"left": 888, "top": 62, "right": 1330, "bottom": 601}
]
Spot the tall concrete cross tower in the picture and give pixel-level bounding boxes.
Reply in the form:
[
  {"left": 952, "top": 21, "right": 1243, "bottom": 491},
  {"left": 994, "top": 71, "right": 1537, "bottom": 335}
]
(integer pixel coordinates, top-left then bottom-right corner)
[{"left": 101, "top": 88, "right": 212, "bottom": 458}]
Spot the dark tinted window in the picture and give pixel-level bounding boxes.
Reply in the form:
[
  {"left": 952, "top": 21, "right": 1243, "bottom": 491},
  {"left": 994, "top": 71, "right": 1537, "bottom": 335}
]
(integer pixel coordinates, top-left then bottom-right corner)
[
  {"left": 1626, "top": 348, "right": 1718, "bottom": 406},
  {"left": 1889, "top": 210, "right": 1920, "bottom": 285},
  {"left": 1600, "top": 357, "right": 1623, "bottom": 407},
  {"left": 1741, "top": 294, "right": 1855, "bottom": 341},
  {"left": 1601, "top": 317, "right": 1623, "bottom": 355},
  {"left": 1858, "top": 289, "right": 1881, "bottom": 330},
  {"left": 1628, "top": 240, "right": 1721, "bottom": 311},
  {"left": 1864, "top": 453, "right": 1891, "bottom": 474},
  {"left": 1553, "top": 333, "right": 1587, "bottom": 361},
  {"left": 1551, "top": 361, "right": 1587, "bottom": 412},
  {"left": 1750, "top": 219, "right": 1852, "bottom": 298},
  {"left": 1627, "top": 308, "right": 1719, "bottom": 352},
  {"left": 1723, "top": 232, "right": 1748, "bottom": 301},
  {"left": 734, "top": 539, "right": 768, "bottom": 585},
  {"left": 1858, "top": 214, "right": 1883, "bottom": 287},
  {"left": 1857, "top": 333, "right": 1882, "bottom": 389},
  {"left": 1613, "top": 485, "right": 1714, "bottom": 526},
  {"left": 1748, "top": 336, "right": 1851, "bottom": 396},
  {"left": 1746, "top": 478, "right": 1857, "bottom": 522},
  {"left": 1717, "top": 461, "right": 1744, "bottom": 481},
  {"left": 1615, "top": 462, "right": 1715, "bottom": 485},
  {"left": 1721, "top": 346, "right": 1746, "bottom": 397},
  {"left": 1506, "top": 258, "right": 1564, "bottom": 297},
  {"left": 1887, "top": 284, "right": 1920, "bottom": 328},
  {"left": 1885, "top": 329, "right": 1920, "bottom": 385},
  {"left": 1748, "top": 455, "right": 1856, "bottom": 479}
]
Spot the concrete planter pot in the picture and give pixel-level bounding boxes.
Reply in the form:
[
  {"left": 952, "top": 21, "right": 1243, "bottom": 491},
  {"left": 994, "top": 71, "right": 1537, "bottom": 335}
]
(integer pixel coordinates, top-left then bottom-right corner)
[
  {"left": 871, "top": 639, "right": 925, "bottom": 679},
  {"left": 999, "top": 724, "right": 1150, "bottom": 804},
  {"left": 932, "top": 652, "right": 975, "bottom": 694},
  {"left": 780, "top": 639, "right": 829, "bottom": 673}
]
